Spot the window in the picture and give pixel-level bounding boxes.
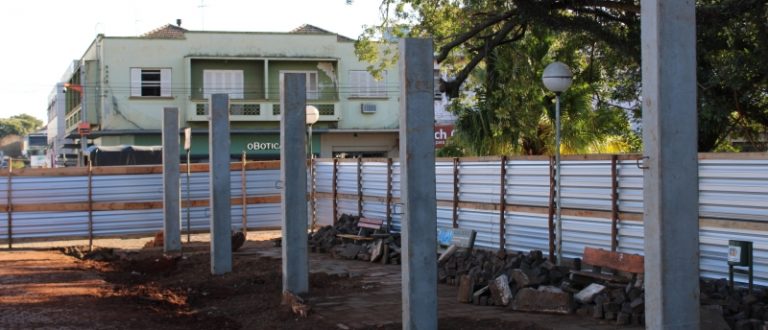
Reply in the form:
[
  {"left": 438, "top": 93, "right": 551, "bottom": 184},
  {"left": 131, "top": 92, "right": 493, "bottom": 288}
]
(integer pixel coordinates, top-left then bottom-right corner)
[
  {"left": 203, "top": 70, "right": 244, "bottom": 99},
  {"left": 130, "top": 68, "right": 171, "bottom": 97},
  {"left": 349, "top": 70, "right": 386, "bottom": 98}
]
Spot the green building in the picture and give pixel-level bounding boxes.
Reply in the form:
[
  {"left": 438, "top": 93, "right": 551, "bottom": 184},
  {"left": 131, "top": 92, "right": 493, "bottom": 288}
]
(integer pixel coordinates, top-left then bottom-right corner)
[{"left": 48, "top": 23, "right": 402, "bottom": 163}]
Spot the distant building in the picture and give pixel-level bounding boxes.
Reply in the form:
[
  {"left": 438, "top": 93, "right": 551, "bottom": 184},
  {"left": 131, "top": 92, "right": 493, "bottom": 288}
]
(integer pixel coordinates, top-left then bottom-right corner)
[
  {"left": 23, "top": 129, "right": 47, "bottom": 167},
  {"left": 48, "top": 23, "right": 404, "bottom": 164}
]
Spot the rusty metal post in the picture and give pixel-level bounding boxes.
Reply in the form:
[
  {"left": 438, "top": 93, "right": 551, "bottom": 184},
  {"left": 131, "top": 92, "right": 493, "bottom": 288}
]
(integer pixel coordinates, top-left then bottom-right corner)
[
  {"left": 242, "top": 151, "right": 248, "bottom": 234},
  {"left": 6, "top": 160, "right": 12, "bottom": 249},
  {"left": 547, "top": 156, "right": 556, "bottom": 262},
  {"left": 610, "top": 155, "right": 619, "bottom": 251},
  {"left": 310, "top": 157, "right": 317, "bottom": 232},
  {"left": 386, "top": 158, "right": 393, "bottom": 230},
  {"left": 88, "top": 159, "right": 94, "bottom": 251},
  {"left": 499, "top": 156, "right": 507, "bottom": 250},
  {"left": 452, "top": 157, "right": 460, "bottom": 229},
  {"left": 357, "top": 157, "right": 363, "bottom": 217},
  {"left": 332, "top": 158, "right": 339, "bottom": 225}
]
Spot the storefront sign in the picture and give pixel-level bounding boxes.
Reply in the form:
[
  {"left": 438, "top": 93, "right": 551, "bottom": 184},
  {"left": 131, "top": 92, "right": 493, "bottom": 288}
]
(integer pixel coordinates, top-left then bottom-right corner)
[
  {"left": 434, "top": 124, "right": 455, "bottom": 148},
  {"left": 247, "top": 142, "right": 281, "bottom": 151}
]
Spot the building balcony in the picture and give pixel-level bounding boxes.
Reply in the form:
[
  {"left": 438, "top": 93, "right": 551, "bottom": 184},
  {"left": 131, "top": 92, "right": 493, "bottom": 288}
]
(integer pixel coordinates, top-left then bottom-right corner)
[
  {"left": 187, "top": 99, "right": 340, "bottom": 122},
  {"left": 64, "top": 106, "right": 82, "bottom": 134}
]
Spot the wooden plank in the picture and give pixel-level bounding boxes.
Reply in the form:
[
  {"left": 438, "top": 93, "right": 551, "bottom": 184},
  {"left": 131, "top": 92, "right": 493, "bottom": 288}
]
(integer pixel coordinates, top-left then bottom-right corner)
[
  {"left": 582, "top": 247, "right": 644, "bottom": 274},
  {"left": 697, "top": 152, "right": 767, "bottom": 160},
  {"left": 336, "top": 233, "right": 374, "bottom": 241}
]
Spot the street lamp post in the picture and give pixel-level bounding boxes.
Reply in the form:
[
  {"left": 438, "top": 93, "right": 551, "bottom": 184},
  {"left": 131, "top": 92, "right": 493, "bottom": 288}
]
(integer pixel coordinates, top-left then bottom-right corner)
[
  {"left": 306, "top": 105, "right": 320, "bottom": 232},
  {"left": 542, "top": 62, "right": 573, "bottom": 265}
]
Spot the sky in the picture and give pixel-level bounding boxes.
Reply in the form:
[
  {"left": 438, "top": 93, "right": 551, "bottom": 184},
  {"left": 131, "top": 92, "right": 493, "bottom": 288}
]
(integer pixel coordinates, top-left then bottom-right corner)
[{"left": 0, "top": 0, "right": 384, "bottom": 123}]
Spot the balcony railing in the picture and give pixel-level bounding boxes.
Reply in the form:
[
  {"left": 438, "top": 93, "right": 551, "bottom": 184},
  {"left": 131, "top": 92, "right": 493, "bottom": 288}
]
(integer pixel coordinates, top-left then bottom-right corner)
[
  {"left": 64, "top": 107, "right": 82, "bottom": 133},
  {"left": 188, "top": 100, "right": 340, "bottom": 122}
]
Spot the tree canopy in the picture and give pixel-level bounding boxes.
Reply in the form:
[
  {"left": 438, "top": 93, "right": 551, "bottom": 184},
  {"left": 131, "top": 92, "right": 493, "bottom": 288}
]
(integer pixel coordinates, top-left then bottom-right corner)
[
  {"left": 0, "top": 114, "right": 44, "bottom": 137},
  {"left": 358, "top": 0, "right": 767, "bottom": 152}
]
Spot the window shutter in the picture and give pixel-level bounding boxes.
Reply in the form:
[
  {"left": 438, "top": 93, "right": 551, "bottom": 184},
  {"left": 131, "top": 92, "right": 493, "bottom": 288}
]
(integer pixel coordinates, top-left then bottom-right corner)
[
  {"left": 307, "top": 72, "right": 318, "bottom": 100},
  {"left": 130, "top": 68, "right": 141, "bottom": 97},
  {"left": 160, "top": 68, "right": 172, "bottom": 97},
  {"left": 233, "top": 70, "right": 244, "bottom": 99}
]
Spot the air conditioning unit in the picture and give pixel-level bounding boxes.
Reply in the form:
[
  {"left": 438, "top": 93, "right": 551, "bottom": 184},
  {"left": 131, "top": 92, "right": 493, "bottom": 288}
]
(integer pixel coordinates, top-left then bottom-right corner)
[{"left": 361, "top": 103, "right": 377, "bottom": 114}]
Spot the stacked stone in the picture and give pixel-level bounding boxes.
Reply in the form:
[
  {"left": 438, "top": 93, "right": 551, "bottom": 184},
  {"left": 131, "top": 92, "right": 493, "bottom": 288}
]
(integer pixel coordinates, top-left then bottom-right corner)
[
  {"left": 572, "top": 280, "right": 645, "bottom": 326},
  {"left": 700, "top": 278, "right": 768, "bottom": 329},
  {"left": 308, "top": 214, "right": 360, "bottom": 253}
]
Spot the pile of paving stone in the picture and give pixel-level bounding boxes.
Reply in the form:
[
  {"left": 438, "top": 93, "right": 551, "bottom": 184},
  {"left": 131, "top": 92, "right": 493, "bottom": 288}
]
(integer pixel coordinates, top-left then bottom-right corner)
[
  {"left": 308, "top": 214, "right": 403, "bottom": 264},
  {"left": 700, "top": 278, "right": 768, "bottom": 329},
  {"left": 441, "top": 247, "right": 647, "bottom": 326}
]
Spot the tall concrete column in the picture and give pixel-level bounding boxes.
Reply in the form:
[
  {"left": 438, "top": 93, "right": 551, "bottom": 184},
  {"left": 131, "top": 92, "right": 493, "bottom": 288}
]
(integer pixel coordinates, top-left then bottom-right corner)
[
  {"left": 162, "top": 107, "right": 181, "bottom": 253},
  {"left": 399, "top": 38, "right": 437, "bottom": 330},
  {"left": 280, "top": 73, "right": 309, "bottom": 295},
  {"left": 209, "top": 94, "right": 232, "bottom": 275},
  {"left": 641, "top": 0, "right": 700, "bottom": 328}
]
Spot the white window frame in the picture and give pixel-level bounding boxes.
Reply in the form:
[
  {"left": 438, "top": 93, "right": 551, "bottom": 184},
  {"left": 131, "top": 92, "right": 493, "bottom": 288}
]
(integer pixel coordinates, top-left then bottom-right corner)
[
  {"left": 280, "top": 70, "right": 319, "bottom": 100},
  {"left": 130, "top": 68, "right": 171, "bottom": 97},
  {"left": 349, "top": 70, "right": 386, "bottom": 98},
  {"left": 203, "top": 69, "right": 245, "bottom": 99}
]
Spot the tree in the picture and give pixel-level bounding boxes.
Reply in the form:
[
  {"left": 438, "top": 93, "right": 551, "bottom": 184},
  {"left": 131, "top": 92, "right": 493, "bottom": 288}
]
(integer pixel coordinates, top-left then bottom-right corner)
[
  {"left": 359, "top": 0, "right": 767, "bottom": 152},
  {"left": 0, "top": 114, "right": 44, "bottom": 137}
]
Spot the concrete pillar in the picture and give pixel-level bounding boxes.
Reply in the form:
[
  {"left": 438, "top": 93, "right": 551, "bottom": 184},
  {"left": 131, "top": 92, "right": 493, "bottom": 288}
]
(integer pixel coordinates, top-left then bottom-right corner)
[
  {"left": 162, "top": 107, "right": 181, "bottom": 253},
  {"left": 399, "top": 38, "right": 437, "bottom": 330},
  {"left": 641, "top": 0, "right": 700, "bottom": 328},
  {"left": 280, "top": 73, "right": 309, "bottom": 294},
  {"left": 209, "top": 94, "right": 232, "bottom": 274}
]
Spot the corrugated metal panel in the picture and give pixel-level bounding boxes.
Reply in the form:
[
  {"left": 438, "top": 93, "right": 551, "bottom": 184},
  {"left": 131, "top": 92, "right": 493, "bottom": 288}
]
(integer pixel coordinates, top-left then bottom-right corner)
[
  {"left": 436, "top": 207, "right": 454, "bottom": 230},
  {"left": 315, "top": 198, "right": 334, "bottom": 226},
  {"left": 617, "top": 220, "right": 645, "bottom": 255},
  {"left": 361, "top": 201, "right": 388, "bottom": 222},
  {"left": 337, "top": 199, "right": 358, "bottom": 218},
  {"left": 93, "top": 174, "right": 162, "bottom": 202},
  {"left": 618, "top": 160, "right": 644, "bottom": 214},
  {"left": 391, "top": 162, "right": 402, "bottom": 199},
  {"left": 315, "top": 161, "right": 334, "bottom": 194},
  {"left": 456, "top": 209, "right": 500, "bottom": 250},
  {"left": 435, "top": 161, "right": 456, "bottom": 202},
  {"left": 243, "top": 169, "right": 281, "bottom": 196},
  {"left": 93, "top": 209, "right": 163, "bottom": 237},
  {"left": 699, "top": 159, "right": 768, "bottom": 221},
  {"left": 560, "top": 215, "right": 613, "bottom": 258},
  {"left": 7, "top": 176, "right": 88, "bottom": 204},
  {"left": 459, "top": 162, "right": 501, "bottom": 204},
  {"left": 559, "top": 161, "right": 612, "bottom": 211},
  {"left": 504, "top": 212, "right": 551, "bottom": 254},
  {"left": 8, "top": 211, "right": 89, "bottom": 239},
  {"left": 336, "top": 162, "right": 359, "bottom": 195},
  {"left": 505, "top": 160, "right": 550, "bottom": 208},
  {"left": 361, "top": 161, "right": 388, "bottom": 198}
]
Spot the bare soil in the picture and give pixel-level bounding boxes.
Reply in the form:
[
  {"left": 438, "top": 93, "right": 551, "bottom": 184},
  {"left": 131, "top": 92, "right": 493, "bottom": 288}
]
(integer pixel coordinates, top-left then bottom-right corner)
[{"left": 0, "top": 235, "right": 636, "bottom": 330}]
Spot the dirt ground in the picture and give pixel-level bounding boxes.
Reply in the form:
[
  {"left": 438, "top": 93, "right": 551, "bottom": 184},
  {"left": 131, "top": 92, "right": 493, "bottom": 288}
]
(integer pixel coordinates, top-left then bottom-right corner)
[{"left": 0, "top": 233, "right": 636, "bottom": 329}]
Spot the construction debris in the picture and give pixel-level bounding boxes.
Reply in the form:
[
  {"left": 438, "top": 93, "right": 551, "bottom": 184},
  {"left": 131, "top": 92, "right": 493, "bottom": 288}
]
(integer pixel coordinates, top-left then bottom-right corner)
[{"left": 308, "top": 214, "right": 402, "bottom": 264}]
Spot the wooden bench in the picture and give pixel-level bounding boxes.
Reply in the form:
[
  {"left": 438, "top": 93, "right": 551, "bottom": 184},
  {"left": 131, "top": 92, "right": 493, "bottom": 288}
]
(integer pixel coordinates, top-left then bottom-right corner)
[
  {"left": 337, "top": 217, "right": 386, "bottom": 242},
  {"left": 570, "top": 247, "right": 644, "bottom": 285},
  {"left": 437, "top": 227, "right": 477, "bottom": 263}
]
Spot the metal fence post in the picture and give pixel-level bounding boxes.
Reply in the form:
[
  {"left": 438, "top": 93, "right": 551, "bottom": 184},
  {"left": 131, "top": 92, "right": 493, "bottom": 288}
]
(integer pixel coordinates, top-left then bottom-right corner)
[
  {"left": 452, "top": 157, "right": 460, "bottom": 229},
  {"left": 610, "top": 155, "right": 619, "bottom": 251},
  {"left": 499, "top": 156, "right": 507, "bottom": 250}
]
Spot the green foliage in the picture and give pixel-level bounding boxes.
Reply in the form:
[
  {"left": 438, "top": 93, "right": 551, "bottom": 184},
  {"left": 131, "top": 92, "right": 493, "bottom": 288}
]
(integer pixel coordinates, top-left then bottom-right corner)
[
  {"left": 361, "top": 0, "right": 768, "bottom": 153},
  {"left": 0, "top": 114, "right": 44, "bottom": 137},
  {"left": 450, "top": 27, "right": 636, "bottom": 156}
]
